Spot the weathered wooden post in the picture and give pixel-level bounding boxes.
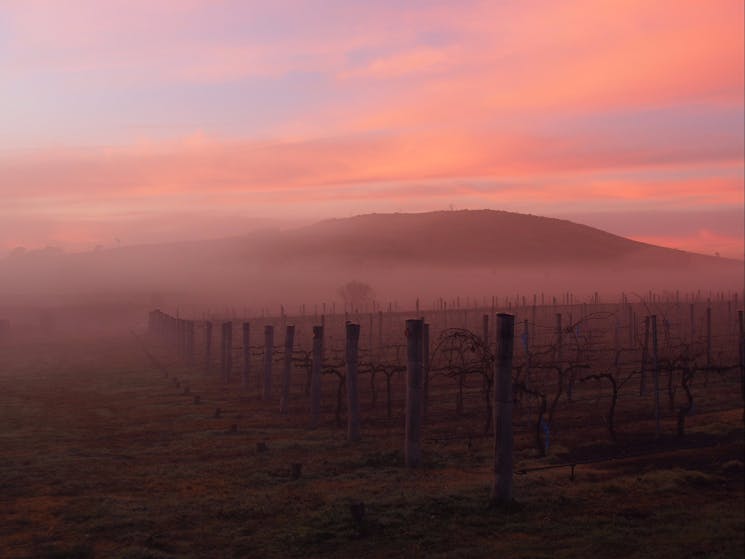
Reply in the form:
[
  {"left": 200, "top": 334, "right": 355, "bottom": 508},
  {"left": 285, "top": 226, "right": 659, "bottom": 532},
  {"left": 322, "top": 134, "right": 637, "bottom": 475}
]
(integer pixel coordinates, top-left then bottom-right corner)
[
  {"left": 739, "top": 310, "right": 744, "bottom": 423},
  {"left": 346, "top": 322, "right": 361, "bottom": 442},
  {"left": 310, "top": 325, "right": 324, "bottom": 429},
  {"left": 280, "top": 324, "right": 295, "bottom": 414},
  {"left": 173, "top": 317, "right": 180, "bottom": 356},
  {"left": 378, "top": 310, "right": 384, "bottom": 357},
  {"left": 613, "top": 316, "right": 620, "bottom": 367},
  {"left": 204, "top": 320, "right": 212, "bottom": 374},
  {"left": 523, "top": 319, "right": 531, "bottom": 387},
  {"left": 405, "top": 319, "right": 424, "bottom": 467},
  {"left": 176, "top": 319, "right": 184, "bottom": 359},
  {"left": 181, "top": 319, "right": 188, "bottom": 359},
  {"left": 706, "top": 305, "right": 712, "bottom": 367},
  {"left": 422, "top": 322, "right": 430, "bottom": 421},
  {"left": 482, "top": 313, "right": 492, "bottom": 407},
  {"left": 490, "top": 313, "right": 515, "bottom": 506},
  {"left": 219, "top": 321, "right": 225, "bottom": 378},
  {"left": 159, "top": 311, "right": 166, "bottom": 340},
  {"left": 651, "top": 315, "right": 660, "bottom": 437},
  {"left": 555, "top": 313, "right": 563, "bottom": 362},
  {"left": 186, "top": 321, "right": 195, "bottom": 364},
  {"left": 531, "top": 298, "right": 536, "bottom": 341},
  {"left": 242, "top": 322, "right": 250, "bottom": 387},
  {"left": 690, "top": 303, "right": 695, "bottom": 345},
  {"left": 171, "top": 314, "right": 178, "bottom": 348},
  {"left": 222, "top": 321, "right": 232, "bottom": 383},
  {"left": 263, "top": 325, "right": 274, "bottom": 400},
  {"left": 640, "top": 316, "right": 650, "bottom": 396}
]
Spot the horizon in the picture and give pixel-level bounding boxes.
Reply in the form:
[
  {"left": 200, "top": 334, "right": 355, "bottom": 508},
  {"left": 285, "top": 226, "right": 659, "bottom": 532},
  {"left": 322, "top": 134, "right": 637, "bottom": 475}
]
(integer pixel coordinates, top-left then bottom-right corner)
[
  {"left": 1, "top": 1, "right": 743, "bottom": 259},
  {"left": 2, "top": 207, "right": 744, "bottom": 263}
]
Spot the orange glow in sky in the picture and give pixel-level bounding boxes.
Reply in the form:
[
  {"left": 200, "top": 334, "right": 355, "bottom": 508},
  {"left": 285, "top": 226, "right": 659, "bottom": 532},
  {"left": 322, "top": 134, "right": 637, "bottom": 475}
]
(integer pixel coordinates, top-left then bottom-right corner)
[{"left": 1, "top": 0, "right": 743, "bottom": 257}]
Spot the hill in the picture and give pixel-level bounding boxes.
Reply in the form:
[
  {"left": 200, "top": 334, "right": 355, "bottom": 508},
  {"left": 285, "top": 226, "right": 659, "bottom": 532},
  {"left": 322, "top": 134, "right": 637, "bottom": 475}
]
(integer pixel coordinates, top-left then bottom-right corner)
[
  {"left": 0, "top": 210, "right": 741, "bottom": 310},
  {"left": 261, "top": 210, "right": 734, "bottom": 268}
]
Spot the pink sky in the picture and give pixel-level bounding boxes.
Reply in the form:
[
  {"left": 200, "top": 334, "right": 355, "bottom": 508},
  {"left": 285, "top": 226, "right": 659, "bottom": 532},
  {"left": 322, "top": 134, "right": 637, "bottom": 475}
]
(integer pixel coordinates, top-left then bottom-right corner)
[{"left": 1, "top": 0, "right": 743, "bottom": 257}]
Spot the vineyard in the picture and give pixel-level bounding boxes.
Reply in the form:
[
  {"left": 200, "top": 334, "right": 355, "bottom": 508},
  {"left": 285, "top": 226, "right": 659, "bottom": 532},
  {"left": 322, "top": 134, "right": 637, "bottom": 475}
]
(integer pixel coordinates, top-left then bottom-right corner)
[
  {"left": 148, "top": 292, "right": 745, "bottom": 467},
  {"left": 1, "top": 292, "right": 743, "bottom": 558}
]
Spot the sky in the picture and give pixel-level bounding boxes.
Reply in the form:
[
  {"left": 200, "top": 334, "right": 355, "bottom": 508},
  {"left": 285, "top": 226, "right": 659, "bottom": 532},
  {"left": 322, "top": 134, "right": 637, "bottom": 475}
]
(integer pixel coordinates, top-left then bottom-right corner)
[{"left": 1, "top": 0, "right": 743, "bottom": 258}]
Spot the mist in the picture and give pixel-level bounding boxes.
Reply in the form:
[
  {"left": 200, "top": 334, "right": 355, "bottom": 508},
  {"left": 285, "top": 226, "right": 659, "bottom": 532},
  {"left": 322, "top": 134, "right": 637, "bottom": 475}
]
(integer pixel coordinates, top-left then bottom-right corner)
[{"left": 0, "top": 210, "right": 741, "bottom": 339}]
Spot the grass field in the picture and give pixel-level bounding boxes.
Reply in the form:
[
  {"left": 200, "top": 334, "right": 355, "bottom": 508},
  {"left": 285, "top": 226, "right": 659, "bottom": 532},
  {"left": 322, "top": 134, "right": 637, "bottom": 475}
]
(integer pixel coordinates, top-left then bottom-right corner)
[{"left": 1, "top": 334, "right": 743, "bottom": 558}]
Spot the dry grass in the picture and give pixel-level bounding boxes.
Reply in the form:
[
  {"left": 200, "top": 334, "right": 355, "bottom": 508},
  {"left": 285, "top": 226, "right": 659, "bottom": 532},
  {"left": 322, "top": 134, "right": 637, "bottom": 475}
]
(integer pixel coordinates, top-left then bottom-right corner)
[{"left": 1, "top": 336, "right": 743, "bottom": 558}]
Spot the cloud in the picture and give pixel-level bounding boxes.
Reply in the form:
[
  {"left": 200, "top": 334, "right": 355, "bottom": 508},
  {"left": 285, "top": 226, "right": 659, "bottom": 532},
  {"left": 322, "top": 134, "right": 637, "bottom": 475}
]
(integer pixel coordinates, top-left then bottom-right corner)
[
  {"left": 340, "top": 46, "right": 461, "bottom": 79},
  {"left": 1, "top": 123, "right": 741, "bottom": 205},
  {"left": 0, "top": 0, "right": 742, "bottom": 258}
]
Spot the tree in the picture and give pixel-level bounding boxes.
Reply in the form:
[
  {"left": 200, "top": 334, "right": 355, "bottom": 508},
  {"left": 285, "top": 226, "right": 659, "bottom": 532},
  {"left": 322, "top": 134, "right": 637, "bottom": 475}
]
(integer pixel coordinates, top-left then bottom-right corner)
[{"left": 337, "top": 281, "right": 374, "bottom": 311}]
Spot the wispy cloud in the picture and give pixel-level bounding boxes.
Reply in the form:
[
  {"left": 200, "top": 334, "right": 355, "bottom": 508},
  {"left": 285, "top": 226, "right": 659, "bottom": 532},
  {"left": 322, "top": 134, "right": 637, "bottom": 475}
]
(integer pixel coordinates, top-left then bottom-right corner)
[{"left": 0, "top": 0, "right": 742, "bottom": 256}]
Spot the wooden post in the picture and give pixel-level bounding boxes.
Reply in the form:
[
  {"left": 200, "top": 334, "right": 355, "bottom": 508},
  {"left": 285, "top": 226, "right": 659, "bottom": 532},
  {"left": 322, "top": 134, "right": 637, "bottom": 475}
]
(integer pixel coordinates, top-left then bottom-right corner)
[
  {"left": 220, "top": 321, "right": 226, "bottom": 379},
  {"left": 422, "top": 322, "right": 430, "bottom": 422},
  {"left": 640, "top": 316, "right": 650, "bottom": 396},
  {"left": 242, "top": 322, "right": 250, "bottom": 387},
  {"left": 523, "top": 319, "right": 530, "bottom": 387},
  {"left": 204, "top": 320, "right": 212, "bottom": 374},
  {"left": 482, "top": 314, "right": 489, "bottom": 346},
  {"left": 706, "top": 306, "right": 712, "bottom": 367},
  {"left": 280, "top": 324, "right": 295, "bottom": 414},
  {"left": 346, "top": 322, "right": 361, "bottom": 442},
  {"left": 310, "top": 325, "right": 323, "bottom": 429},
  {"left": 181, "top": 318, "right": 188, "bottom": 359},
  {"left": 186, "top": 321, "right": 195, "bottom": 363},
  {"left": 172, "top": 314, "right": 178, "bottom": 349},
  {"left": 690, "top": 303, "right": 695, "bottom": 344},
  {"left": 491, "top": 313, "right": 515, "bottom": 505},
  {"left": 378, "top": 311, "right": 384, "bottom": 357},
  {"left": 222, "top": 321, "right": 232, "bottom": 383},
  {"left": 651, "top": 315, "right": 660, "bottom": 437},
  {"left": 263, "top": 325, "right": 274, "bottom": 400},
  {"left": 555, "top": 313, "right": 563, "bottom": 363},
  {"left": 176, "top": 319, "right": 184, "bottom": 359},
  {"left": 405, "top": 319, "right": 424, "bottom": 468},
  {"left": 738, "top": 309, "right": 744, "bottom": 423},
  {"left": 613, "top": 316, "right": 620, "bottom": 367},
  {"left": 531, "top": 300, "right": 536, "bottom": 342}
]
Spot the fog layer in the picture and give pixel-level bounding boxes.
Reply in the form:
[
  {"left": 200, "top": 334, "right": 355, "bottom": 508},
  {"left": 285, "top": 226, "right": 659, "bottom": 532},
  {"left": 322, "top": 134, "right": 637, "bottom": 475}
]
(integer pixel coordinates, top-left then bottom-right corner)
[{"left": 0, "top": 211, "right": 741, "bottom": 330}]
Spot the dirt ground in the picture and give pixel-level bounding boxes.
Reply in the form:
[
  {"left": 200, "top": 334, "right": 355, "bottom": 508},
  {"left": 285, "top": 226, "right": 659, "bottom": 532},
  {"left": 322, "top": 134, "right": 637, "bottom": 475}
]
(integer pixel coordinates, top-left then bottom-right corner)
[{"left": 1, "top": 334, "right": 743, "bottom": 558}]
